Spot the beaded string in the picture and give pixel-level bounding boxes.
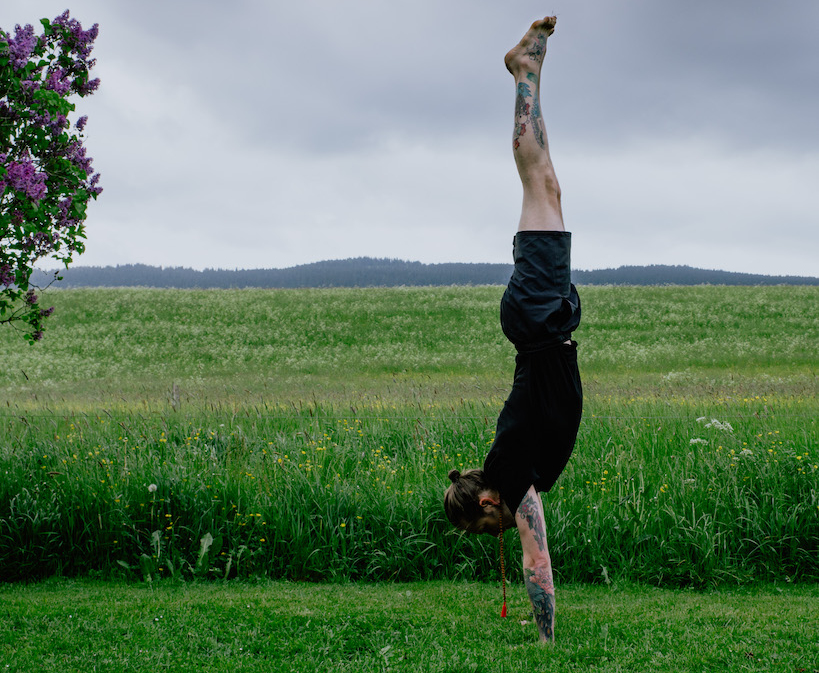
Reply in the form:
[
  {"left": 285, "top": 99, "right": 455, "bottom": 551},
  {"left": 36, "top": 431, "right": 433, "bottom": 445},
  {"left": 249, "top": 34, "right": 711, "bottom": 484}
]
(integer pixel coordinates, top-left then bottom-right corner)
[{"left": 498, "top": 508, "right": 507, "bottom": 618}]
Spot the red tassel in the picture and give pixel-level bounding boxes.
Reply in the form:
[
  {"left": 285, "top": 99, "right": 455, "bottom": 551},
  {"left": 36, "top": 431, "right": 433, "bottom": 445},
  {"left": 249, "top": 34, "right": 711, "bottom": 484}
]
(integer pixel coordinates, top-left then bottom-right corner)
[{"left": 501, "top": 602, "right": 507, "bottom": 618}]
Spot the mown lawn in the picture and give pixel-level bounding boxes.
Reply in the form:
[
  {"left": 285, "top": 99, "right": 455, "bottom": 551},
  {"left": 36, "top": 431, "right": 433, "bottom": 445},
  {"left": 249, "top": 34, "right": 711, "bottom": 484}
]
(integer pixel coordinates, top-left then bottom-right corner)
[{"left": 1, "top": 579, "right": 817, "bottom": 672}]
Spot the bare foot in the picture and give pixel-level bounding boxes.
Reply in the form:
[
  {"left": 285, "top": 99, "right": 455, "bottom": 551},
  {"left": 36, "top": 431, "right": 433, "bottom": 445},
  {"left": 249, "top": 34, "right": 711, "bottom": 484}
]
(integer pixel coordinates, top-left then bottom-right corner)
[{"left": 504, "top": 16, "right": 556, "bottom": 77}]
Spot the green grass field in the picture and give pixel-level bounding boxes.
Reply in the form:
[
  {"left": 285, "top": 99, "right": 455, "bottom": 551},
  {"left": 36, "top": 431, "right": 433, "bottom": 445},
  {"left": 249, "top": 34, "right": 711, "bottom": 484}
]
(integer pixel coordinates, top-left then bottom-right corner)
[
  {"left": 2, "top": 285, "right": 815, "bottom": 404},
  {"left": 2, "top": 579, "right": 817, "bottom": 673},
  {"left": 0, "top": 285, "right": 817, "bottom": 669},
  {"left": 1, "top": 285, "right": 815, "bottom": 584}
]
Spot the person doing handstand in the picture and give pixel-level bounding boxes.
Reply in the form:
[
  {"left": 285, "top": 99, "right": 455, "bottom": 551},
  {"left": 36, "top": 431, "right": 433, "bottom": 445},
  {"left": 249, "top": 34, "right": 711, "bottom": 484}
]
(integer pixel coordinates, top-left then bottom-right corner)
[{"left": 444, "top": 16, "right": 582, "bottom": 644}]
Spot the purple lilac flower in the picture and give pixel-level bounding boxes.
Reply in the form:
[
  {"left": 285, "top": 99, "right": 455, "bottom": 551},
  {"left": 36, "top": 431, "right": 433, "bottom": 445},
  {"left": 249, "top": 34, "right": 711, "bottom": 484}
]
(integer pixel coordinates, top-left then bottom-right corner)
[
  {"left": 75, "top": 116, "right": 88, "bottom": 132},
  {"left": 77, "top": 77, "right": 101, "bottom": 96},
  {"left": 0, "top": 265, "right": 14, "bottom": 288},
  {"left": 35, "top": 112, "right": 69, "bottom": 135},
  {"left": 44, "top": 68, "right": 72, "bottom": 96},
  {"left": 57, "top": 196, "right": 75, "bottom": 228},
  {"left": 65, "top": 141, "right": 95, "bottom": 177},
  {"left": 19, "top": 79, "right": 40, "bottom": 95},
  {"left": 5, "top": 158, "right": 47, "bottom": 201},
  {"left": 52, "top": 114, "right": 69, "bottom": 133},
  {"left": 6, "top": 24, "right": 39, "bottom": 70},
  {"left": 28, "top": 231, "right": 55, "bottom": 255},
  {"left": 52, "top": 11, "right": 99, "bottom": 60},
  {"left": 89, "top": 172, "right": 102, "bottom": 196},
  {"left": 75, "top": 24, "right": 99, "bottom": 60},
  {"left": 52, "top": 10, "right": 71, "bottom": 26}
]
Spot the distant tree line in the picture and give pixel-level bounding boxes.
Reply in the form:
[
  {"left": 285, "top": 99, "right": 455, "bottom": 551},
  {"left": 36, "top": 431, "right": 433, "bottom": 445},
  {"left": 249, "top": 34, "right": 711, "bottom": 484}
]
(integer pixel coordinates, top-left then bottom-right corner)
[{"left": 31, "top": 258, "right": 818, "bottom": 289}]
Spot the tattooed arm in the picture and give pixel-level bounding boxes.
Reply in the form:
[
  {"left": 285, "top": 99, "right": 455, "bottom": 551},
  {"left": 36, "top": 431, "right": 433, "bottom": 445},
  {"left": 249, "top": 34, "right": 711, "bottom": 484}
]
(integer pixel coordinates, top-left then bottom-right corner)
[
  {"left": 516, "top": 487, "right": 556, "bottom": 643},
  {"left": 524, "top": 566, "right": 555, "bottom": 643}
]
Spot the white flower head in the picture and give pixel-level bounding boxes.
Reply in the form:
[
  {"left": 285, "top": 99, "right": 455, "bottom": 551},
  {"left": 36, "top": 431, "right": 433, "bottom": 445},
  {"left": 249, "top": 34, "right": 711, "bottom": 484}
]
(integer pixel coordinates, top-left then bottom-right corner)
[
  {"left": 148, "top": 483, "right": 158, "bottom": 493},
  {"left": 689, "top": 438, "right": 708, "bottom": 445},
  {"left": 704, "top": 418, "right": 734, "bottom": 433}
]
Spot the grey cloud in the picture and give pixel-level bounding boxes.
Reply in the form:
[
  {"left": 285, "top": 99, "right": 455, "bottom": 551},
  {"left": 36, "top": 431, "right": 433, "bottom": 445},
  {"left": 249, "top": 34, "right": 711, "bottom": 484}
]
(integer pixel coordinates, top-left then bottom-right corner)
[{"left": 3, "top": 0, "right": 816, "bottom": 275}]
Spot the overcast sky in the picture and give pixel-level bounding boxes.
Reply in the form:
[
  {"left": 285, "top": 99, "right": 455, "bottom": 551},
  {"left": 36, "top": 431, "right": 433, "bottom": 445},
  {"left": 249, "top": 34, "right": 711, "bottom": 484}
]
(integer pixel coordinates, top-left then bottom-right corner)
[{"left": 4, "top": 1, "right": 818, "bottom": 276}]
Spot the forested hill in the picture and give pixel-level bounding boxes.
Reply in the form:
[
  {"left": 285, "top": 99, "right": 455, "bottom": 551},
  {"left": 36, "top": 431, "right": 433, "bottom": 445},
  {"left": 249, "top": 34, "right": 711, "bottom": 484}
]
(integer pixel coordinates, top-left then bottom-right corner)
[{"left": 32, "top": 258, "right": 818, "bottom": 288}]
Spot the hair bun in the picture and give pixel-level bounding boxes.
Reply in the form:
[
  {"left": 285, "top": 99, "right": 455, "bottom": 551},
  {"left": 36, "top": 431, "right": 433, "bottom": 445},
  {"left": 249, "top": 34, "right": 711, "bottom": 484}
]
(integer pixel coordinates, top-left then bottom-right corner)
[{"left": 448, "top": 469, "right": 461, "bottom": 483}]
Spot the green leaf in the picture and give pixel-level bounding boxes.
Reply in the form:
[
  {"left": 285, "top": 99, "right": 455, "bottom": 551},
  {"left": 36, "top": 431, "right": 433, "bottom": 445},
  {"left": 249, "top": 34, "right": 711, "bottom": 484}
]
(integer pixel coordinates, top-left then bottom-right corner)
[
  {"left": 71, "top": 195, "right": 89, "bottom": 219},
  {"left": 195, "top": 532, "right": 214, "bottom": 575},
  {"left": 138, "top": 553, "right": 156, "bottom": 582}
]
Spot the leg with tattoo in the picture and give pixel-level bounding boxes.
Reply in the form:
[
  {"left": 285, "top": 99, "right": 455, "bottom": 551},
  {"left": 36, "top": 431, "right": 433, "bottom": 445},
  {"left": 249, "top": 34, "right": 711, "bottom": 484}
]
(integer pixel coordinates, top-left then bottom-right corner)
[{"left": 504, "top": 15, "right": 563, "bottom": 233}]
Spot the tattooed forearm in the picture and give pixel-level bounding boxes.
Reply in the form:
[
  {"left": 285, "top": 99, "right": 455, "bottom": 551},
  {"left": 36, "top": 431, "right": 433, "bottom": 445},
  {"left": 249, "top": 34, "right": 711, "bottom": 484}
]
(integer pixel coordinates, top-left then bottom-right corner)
[
  {"left": 525, "top": 566, "right": 556, "bottom": 643},
  {"left": 517, "top": 491, "right": 547, "bottom": 551}
]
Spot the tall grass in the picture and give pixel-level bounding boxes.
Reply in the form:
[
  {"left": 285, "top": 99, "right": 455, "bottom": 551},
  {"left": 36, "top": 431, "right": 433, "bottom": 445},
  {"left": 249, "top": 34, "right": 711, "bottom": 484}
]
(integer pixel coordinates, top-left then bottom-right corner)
[
  {"left": 1, "top": 396, "right": 815, "bottom": 585},
  {"left": 0, "top": 286, "right": 816, "bottom": 585}
]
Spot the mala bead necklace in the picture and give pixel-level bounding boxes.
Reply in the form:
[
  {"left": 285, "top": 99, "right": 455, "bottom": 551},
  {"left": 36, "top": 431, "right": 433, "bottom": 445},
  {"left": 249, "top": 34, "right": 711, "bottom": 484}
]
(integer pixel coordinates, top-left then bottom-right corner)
[{"left": 498, "top": 508, "right": 507, "bottom": 618}]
